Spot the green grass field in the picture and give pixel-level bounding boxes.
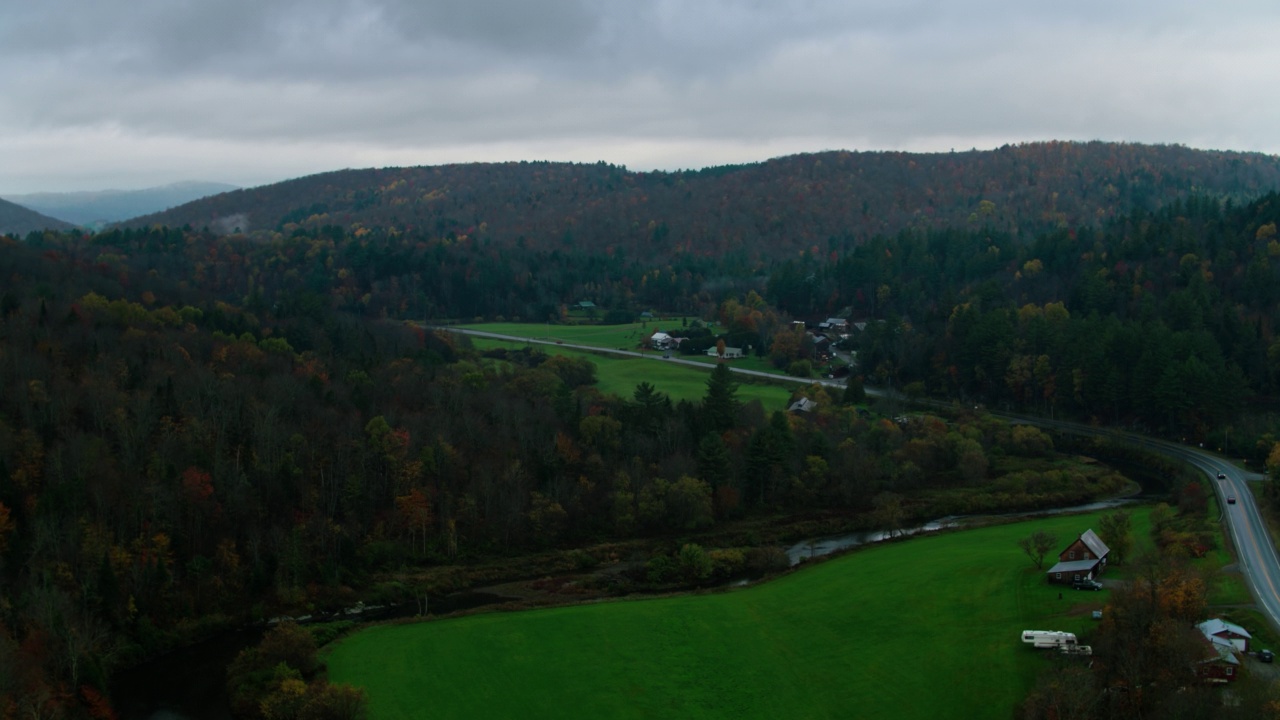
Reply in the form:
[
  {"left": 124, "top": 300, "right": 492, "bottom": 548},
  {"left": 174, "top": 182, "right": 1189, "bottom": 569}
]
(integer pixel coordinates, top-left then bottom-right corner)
[
  {"left": 455, "top": 321, "right": 820, "bottom": 379},
  {"left": 457, "top": 320, "right": 702, "bottom": 351},
  {"left": 325, "top": 511, "right": 1128, "bottom": 720},
  {"left": 468, "top": 337, "right": 796, "bottom": 410}
]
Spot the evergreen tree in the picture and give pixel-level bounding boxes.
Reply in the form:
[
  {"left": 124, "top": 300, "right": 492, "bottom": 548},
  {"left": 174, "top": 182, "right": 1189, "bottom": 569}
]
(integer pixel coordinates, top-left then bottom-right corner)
[
  {"left": 744, "top": 412, "right": 796, "bottom": 506},
  {"left": 697, "top": 432, "right": 732, "bottom": 489},
  {"left": 630, "top": 381, "right": 673, "bottom": 436},
  {"left": 702, "top": 363, "right": 740, "bottom": 432},
  {"left": 842, "top": 376, "right": 867, "bottom": 405}
]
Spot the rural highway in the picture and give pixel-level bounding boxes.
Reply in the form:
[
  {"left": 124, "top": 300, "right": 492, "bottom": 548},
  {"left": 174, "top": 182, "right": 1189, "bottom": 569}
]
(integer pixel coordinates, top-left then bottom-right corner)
[
  {"left": 1005, "top": 418, "right": 1280, "bottom": 630},
  {"left": 435, "top": 326, "right": 1280, "bottom": 631}
]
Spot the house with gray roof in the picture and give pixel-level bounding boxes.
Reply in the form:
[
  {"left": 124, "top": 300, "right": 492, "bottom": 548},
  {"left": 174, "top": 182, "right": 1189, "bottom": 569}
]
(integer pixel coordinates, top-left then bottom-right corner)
[
  {"left": 705, "top": 345, "right": 743, "bottom": 359},
  {"left": 1198, "top": 618, "right": 1251, "bottom": 653},
  {"left": 788, "top": 397, "right": 819, "bottom": 414},
  {"left": 1046, "top": 529, "right": 1110, "bottom": 586}
]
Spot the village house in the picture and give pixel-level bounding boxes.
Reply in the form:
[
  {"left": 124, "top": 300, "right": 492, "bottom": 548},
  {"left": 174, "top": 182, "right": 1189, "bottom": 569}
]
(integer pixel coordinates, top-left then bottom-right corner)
[
  {"left": 1045, "top": 529, "right": 1110, "bottom": 585},
  {"left": 1196, "top": 639, "right": 1241, "bottom": 683},
  {"left": 818, "top": 317, "right": 849, "bottom": 333},
  {"left": 1197, "top": 618, "right": 1251, "bottom": 653},
  {"left": 648, "top": 332, "right": 683, "bottom": 350},
  {"left": 811, "top": 334, "right": 831, "bottom": 351},
  {"left": 788, "top": 397, "right": 818, "bottom": 413},
  {"left": 705, "top": 346, "right": 744, "bottom": 359}
]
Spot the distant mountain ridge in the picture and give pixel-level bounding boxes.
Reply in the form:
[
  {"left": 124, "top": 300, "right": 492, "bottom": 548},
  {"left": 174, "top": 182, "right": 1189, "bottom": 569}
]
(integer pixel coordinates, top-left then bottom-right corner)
[
  {"left": 119, "top": 142, "right": 1280, "bottom": 258},
  {"left": 5, "top": 181, "right": 239, "bottom": 228},
  {"left": 0, "top": 196, "right": 75, "bottom": 235}
]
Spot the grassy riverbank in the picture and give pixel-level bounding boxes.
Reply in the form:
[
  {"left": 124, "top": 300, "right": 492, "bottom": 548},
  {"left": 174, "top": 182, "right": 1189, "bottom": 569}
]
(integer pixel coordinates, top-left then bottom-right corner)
[{"left": 326, "top": 510, "right": 1130, "bottom": 719}]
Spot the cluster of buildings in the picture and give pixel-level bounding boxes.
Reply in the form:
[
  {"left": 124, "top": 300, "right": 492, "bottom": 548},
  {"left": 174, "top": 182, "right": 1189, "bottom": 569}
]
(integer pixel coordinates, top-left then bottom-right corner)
[
  {"left": 647, "top": 330, "right": 746, "bottom": 359},
  {"left": 1195, "top": 618, "right": 1253, "bottom": 682},
  {"left": 1045, "top": 528, "right": 1264, "bottom": 683},
  {"left": 646, "top": 315, "right": 864, "bottom": 361}
]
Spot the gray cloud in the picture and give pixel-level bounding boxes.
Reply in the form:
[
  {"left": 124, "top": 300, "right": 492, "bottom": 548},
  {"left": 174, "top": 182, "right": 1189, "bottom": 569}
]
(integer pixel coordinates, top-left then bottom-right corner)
[{"left": 3, "top": 1, "right": 1280, "bottom": 192}]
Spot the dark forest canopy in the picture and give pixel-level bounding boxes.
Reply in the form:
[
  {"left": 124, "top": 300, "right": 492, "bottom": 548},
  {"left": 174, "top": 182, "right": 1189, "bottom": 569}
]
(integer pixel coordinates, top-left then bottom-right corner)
[
  {"left": 120, "top": 142, "right": 1280, "bottom": 263},
  {"left": 75, "top": 189, "right": 1280, "bottom": 441},
  {"left": 25, "top": 186, "right": 1280, "bottom": 441}
]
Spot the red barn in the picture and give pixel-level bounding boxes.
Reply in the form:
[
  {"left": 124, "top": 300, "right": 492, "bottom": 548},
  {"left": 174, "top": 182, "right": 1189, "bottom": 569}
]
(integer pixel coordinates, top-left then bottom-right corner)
[{"left": 1197, "top": 638, "right": 1241, "bottom": 684}]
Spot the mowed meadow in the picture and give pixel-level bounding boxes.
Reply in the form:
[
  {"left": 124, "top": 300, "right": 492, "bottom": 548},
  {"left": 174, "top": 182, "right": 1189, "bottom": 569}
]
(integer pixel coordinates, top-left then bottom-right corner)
[
  {"left": 464, "top": 335, "right": 797, "bottom": 410},
  {"left": 455, "top": 320, "right": 692, "bottom": 350},
  {"left": 326, "top": 510, "right": 1134, "bottom": 719}
]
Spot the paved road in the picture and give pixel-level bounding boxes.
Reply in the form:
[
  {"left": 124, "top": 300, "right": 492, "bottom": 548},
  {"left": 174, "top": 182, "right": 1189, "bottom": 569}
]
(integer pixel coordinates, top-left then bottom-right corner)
[
  {"left": 435, "top": 326, "right": 1280, "bottom": 630},
  {"left": 1136, "top": 438, "right": 1280, "bottom": 630},
  {"left": 1005, "top": 417, "right": 1280, "bottom": 631}
]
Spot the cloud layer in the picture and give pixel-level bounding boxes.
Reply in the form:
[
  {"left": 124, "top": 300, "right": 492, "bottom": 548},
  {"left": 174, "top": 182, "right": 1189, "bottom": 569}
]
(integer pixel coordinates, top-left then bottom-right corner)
[{"left": 3, "top": 0, "right": 1279, "bottom": 192}]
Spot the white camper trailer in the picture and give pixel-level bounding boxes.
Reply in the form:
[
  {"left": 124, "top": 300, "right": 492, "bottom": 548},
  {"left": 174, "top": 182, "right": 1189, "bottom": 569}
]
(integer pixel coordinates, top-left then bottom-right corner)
[{"left": 1021, "top": 630, "right": 1078, "bottom": 649}]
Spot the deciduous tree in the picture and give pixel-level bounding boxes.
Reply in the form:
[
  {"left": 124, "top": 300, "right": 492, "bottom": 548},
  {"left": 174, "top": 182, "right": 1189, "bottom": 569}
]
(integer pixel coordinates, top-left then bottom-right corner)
[
  {"left": 1097, "top": 510, "right": 1132, "bottom": 566},
  {"left": 1017, "top": 530, "right": 1057, "bottom": 569}
]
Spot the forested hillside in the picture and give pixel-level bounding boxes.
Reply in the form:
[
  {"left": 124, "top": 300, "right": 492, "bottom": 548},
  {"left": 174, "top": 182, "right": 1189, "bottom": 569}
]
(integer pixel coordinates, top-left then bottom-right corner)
[
  {"left": 115, "top": 189, "right": 1280, "bottom": 442},
  {"left": 9, "top": 142, "right": 1280, "bottom": 717},
  {"left": 0, "top": 197, "right": 75, "bottom": 235},
  {"left": 4, "top": 181, "right": 239, "bottom": 228},
  {"left": 121, "top": 142, "right": 1280, "bottom": 261},
  {"left": 78, "top": 186, "right": 1280, "bottom": 444},
  {"left": 772, "top": 193, "right": 1280, "bottom": 441}
]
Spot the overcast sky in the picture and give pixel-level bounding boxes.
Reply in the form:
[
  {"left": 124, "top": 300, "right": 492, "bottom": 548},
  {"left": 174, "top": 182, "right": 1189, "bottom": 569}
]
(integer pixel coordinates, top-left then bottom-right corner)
[{"left": 3, "top": 0, "right": 1280, "bottom": 194}]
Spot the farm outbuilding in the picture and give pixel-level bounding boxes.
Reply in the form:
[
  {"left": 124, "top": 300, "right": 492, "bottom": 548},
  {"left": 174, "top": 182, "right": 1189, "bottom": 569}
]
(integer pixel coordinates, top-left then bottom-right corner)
[
  {"left": 1197, "top": 640, "right": 1241, "bottom": 683},
  {"left": 1045, "top": 529, "right": 1110, "bottom": 586},
  {"left": 705, "top": 346, "right": 743, "bottom": 359}
]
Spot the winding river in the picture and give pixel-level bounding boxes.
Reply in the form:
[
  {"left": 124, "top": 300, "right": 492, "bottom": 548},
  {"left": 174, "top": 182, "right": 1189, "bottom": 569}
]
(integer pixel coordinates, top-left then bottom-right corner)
[{"left": 784, "top": 496, "right": 1140, "bottom": 565}]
